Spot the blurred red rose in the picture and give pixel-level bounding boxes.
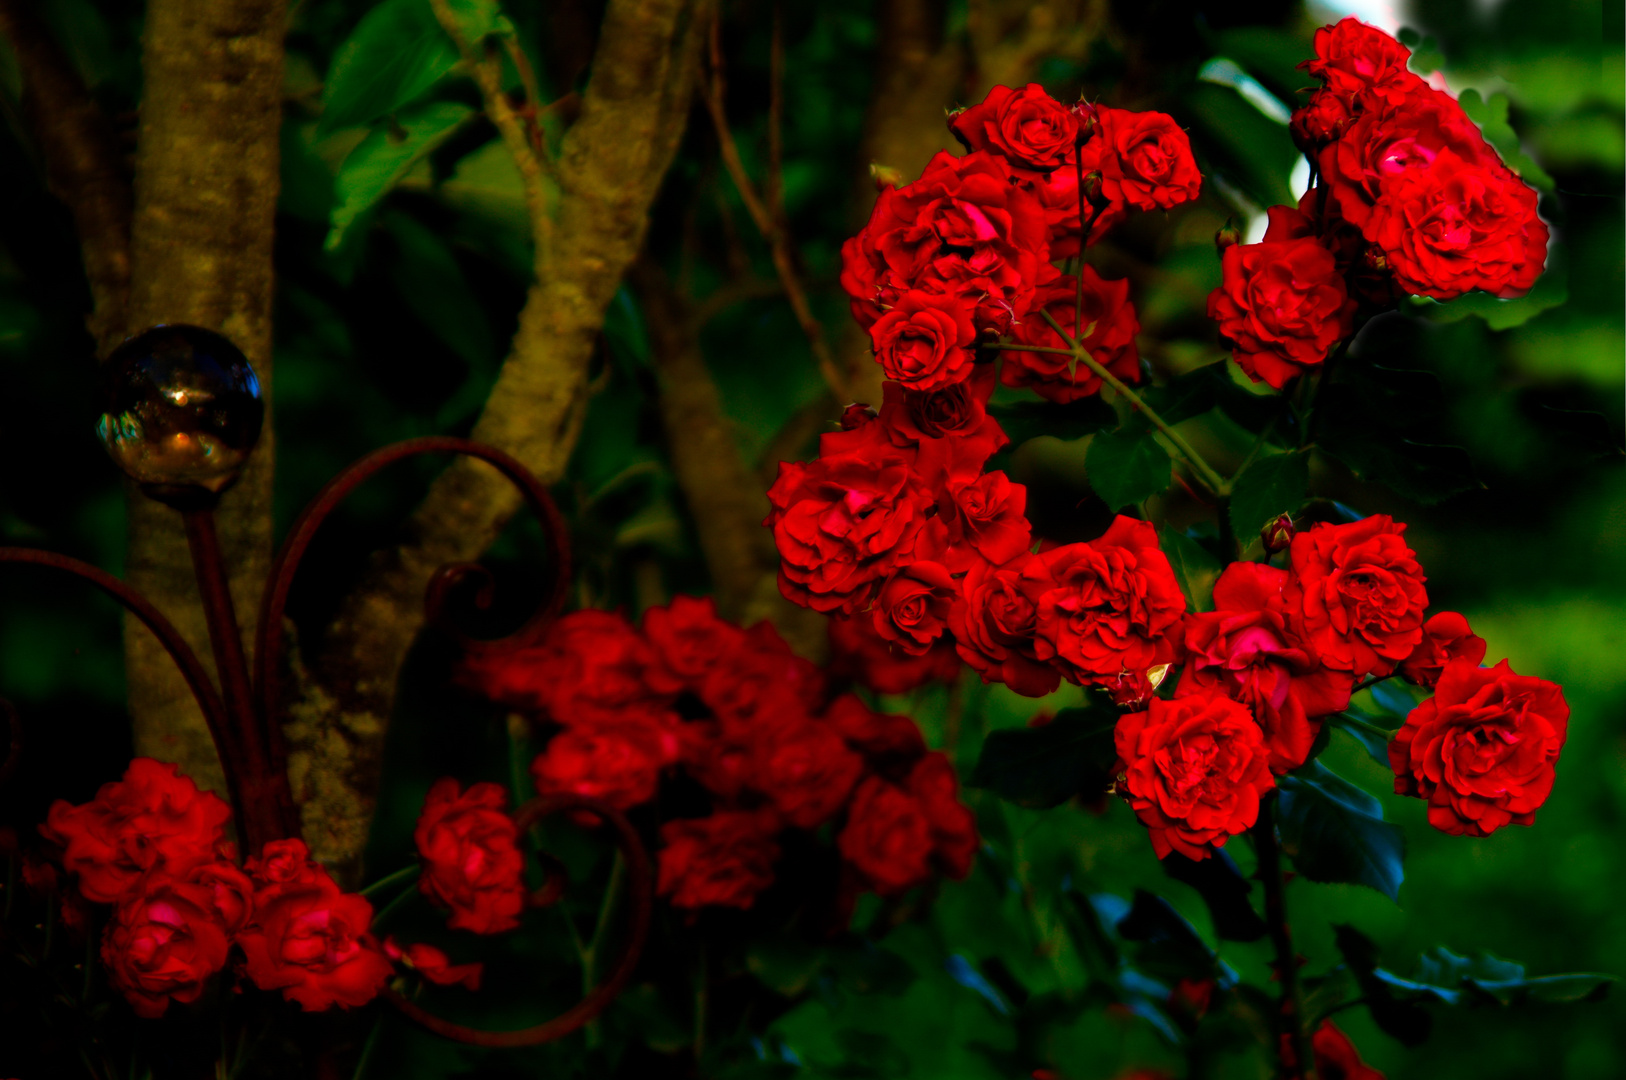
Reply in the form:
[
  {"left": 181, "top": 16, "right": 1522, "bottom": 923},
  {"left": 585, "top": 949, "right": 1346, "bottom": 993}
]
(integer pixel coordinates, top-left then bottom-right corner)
[
  {"left": 838, "top": 751, "right": 976, "bottom": 894},
  {"left": 40, "top": 758, "right": 232, "bottom": 904},
  {"left": 950, "top": 552, "right": 1062, "bottom": 698},
  {"left": 383, "top": 937, "right": 483, "bottom": 990},
  {"left": 657, "top": 811, "right": 782, "bottom": 910},
  {"left": 531, "top": 710, "right": 680, "bottom": 811},
  {"left": 1389, "top": 659, "right": 1568, "bottom": 837},
  {"left": 750, "top": 719, "right": 866, "bottom": 829},
  {"left": 414, "top": 779, "right": 528, "bottom": 935},
  {"left": 827, "top": 613, "right": 962, "bottom": 695},
  {"left": 1114, "top": 691, "right": 1274, "bottom": 860},
  {"left": 102, "top": 873, "right": 233, "bottom": 1017},
  {"left": 459, "top": 609, "right": 672, "bottom": 722},
  {"left": 823, "top": 693, "right": 928, "bottom": 764},
  {"left": 642, "top": 594, "right": 746, "bottom": 686},
  {"left": 1284, "top": 515, "right": 1428, "bottom": 680}
]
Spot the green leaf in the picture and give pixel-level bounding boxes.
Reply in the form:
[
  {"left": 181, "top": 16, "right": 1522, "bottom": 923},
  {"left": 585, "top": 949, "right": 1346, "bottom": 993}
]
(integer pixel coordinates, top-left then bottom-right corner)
[
  {"left": 1143, "top": 364, "right": 1221, "bottom": 424},
  {"left": 319, "top": 0, "right": 460, "bottom": 135},
  {"left": 1160, "top": 847, "right": 1267, "bottom": 942},
  {"left": 1326, "top": 712, "right": 1394, "bottom": 769},
  {"left": 1405, "top": 266, "right": 1567, "bottom": 330},
  {"left": 1334, "top": 924, "right": 1436, "bottom": 1046},
  {"left": 443, "top": 0, "right": 509, "bottom": 41},
  {"left": 1086, "top": 426, "right": 1171, "bottom": 511},
  {"left": 986, "top": 396, "right": 1116, "bottom": 444},
  {"left": 968, "top": 705, "right": 1119, "bottom": 809},
  {"left": 382, "top": 211, "right": 495, "bottom": 366},
  {"left": 1412, "top": 947, "right": 1614, "bottom": 1007},
  {"left": 1457, "top": 88, "right": 1557, "bottom": 192},
  {"left": 326, "top": 101, "right": 474, "bottom": 250},
  {"left": 1115, "top": 890, "right": 1217, "bottom": 981},
  {"left": 1158, "top": 526, "right": 1222, "bottom": 613},
  {"left": 1276, "top": 762, "right": 1405, "bottom": 902},
  {"left": 1228, "top": 449, "right": 1309, "bottom": 542},
  {"left": 1318, "top": 431, "right": 1481, "bottom": 505},
  {"left": 748, "top": 936, "right": 827, "bottom": 997}
]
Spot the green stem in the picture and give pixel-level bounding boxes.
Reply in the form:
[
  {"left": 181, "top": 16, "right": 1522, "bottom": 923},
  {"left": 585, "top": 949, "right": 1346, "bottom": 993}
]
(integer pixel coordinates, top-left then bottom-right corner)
[
  {"left": 350, "top": 1014, "right": 384, "bottom": 1080},
  {"left": 1353, "top": 673, "right": 1399, "bottom": 694},
  {"left": 1035, "top": 310, "right": 1231, "bottom": 497},
  {"left": 1254, "top": 794, "right": 1316, "bottom": 1080},
  {"left": 582, "top": 851, "right": 626, "bottom": 1049},
  {"left": 358, "top": 864, "right": 419, "bottom": 900},
  {"left": 369, "top": 880, "right": 419, "bottom": 931}
]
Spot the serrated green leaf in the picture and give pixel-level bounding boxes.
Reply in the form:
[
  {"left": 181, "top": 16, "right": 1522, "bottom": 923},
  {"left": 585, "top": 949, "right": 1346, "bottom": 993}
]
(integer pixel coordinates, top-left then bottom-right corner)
[
  {"left": 1458, "top": 88, "right": 1557, "bottom": 192},
  {"left": 1405, "top": 266, "right": 1568, "bottom": 330},
  {"left": 1086, "top": 426, "right": 1171, "bottom": 510},
  {"left": 1157, "top": 526, "right": 1222, "bottom": 612},
  {"left": 326, "top": 101, "right": 474, "bottom": 250},
  {"left": 319, "top": 0, "right": 460, "bottom": 135},
  {"left": 968, "top": 705, "right": 1119, "bottom": 809},
  {"left": 1228, "top": 449, "right": 1309, "bottom": 542},
  {"left": 1277, "top": 762, "right": 1405, "bottom": 901}
]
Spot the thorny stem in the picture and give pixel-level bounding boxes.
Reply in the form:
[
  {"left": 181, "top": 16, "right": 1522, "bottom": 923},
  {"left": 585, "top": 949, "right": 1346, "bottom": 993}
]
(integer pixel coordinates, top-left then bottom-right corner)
[
  {"left": 1030, "top": 310, "right": 1232, "bottom": 497},
  {"left": 1353, "top": 672, "right": 1399, "bottom": 695},
  {"left": 703, "top": 13, "right": 847, "bottom": 401},
  {"left": 1254, "top": 795, "right": 1316, "bottom": 1080}
]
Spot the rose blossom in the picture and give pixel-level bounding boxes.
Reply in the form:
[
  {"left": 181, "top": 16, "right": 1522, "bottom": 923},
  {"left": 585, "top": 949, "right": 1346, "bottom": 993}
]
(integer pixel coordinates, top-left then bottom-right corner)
[
  {"left": 1001, "top": 267, "right": 1142, "bottom": 403},
  {"left": 1207, "top": 208, "right": 1355, "bottom": 389},
  {"left": 101, "top": 874, "right": 233, "bottom": 1017},
  {"left": 949, "top": 83, "right": 1080, "bottom": 172},
  {"left": 237, "top": 872, "right": 392, "bottom": 1011},
  {"left": 749, "top": 719, "right": 866, "bottom": 829},
  {"left": 823, "top": 693, "right": 928, "bottom": 764},
  {"left": 867, "top": 290, "right": 977, "bottom": 391},
  {"left": 1284, "top": 515, "right": 1428, "bottom": 680},
  {"left": 1389, "top": 659, "right": 1568, "bottom": 837},
  {"left": 699, "top": 621, "right": 827, "bottom": 737},
  {"left": 40, "top": 758, "right": 232, "bottom": 904},
  {"left": 764, "top": 444, "right": 934, "bottom": 614},
  {"left": 839, "top": 150, "right": 1050, "bottom": 335},
  {"left": 827, "top": 612, "right": 962, "bottom": 695},
  {"left": 1028, "top": 516, "right": 1187, "bottom": 687},
  {"left": 657, "top": 811, "right": 782, "bottom": 910},
  {"left": 531, "top": 710, "right": 681, "bottom": 811},
  {"left": 1301, "top": 18, "right": 1422, "bottom": 110},
  {"left": 917, "top": 470, "right": 1033, "bottom": 573},
  {"left": 1114, "top": 691, "right": 1274, "bottom": 860},
  {"left": 246, "top": 837, "right": 326, "bottom": 888},
  {"left": 459, "top": 609, "right": 672, "bottom": 721},
  {"left": 871, "top": 560, "right": 958, "bottom": 654},
  {"left": 838, "top": 751, "right": 976, "bottom": 894},
  {"left": 1176, "top": 562, "right": 1353, "bottom": 773},
  {"left": 414, "top": 779, "right": 528, "bottom": 935},
  {"left": 1398, "top": 610, "right": 1487, "bottom": 688},
  {"left": 950, "top": 552, "right": 1062, "bottom": 698},
  {"left": 1093, "top": 106, "right": 1202, "bottom": 211},
  {"left": 1363, "top": 148, "right": 1548, "bottom": 300},
  {"left": 383, "top": 937, "right": 483, "bottom": 990},
  {"left": 642, "top": 594, "right": 746, "bottom": 686}
]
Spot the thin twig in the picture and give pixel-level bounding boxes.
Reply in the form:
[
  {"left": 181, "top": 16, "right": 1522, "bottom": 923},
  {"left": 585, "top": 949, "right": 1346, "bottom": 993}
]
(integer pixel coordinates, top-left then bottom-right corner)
[
  {"left": 767, "top": 0, "right": 785, "bottom": 220},
  {"left": 1030, "top": 310, "right": 1231, "bottom": 496},
  {"left": 429, "top": 0, "right": 554, "bottom": 267},
  {"left": 703, "top": 13, "right": 847, "bottom": 400}
]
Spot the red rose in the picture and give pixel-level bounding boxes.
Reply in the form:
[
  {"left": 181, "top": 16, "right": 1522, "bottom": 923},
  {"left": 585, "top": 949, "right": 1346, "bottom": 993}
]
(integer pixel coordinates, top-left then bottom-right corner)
[
  {"left": 823, "top": 693, "right": 928, "bottom": 764},
  {"left": 40, "top": 758, "right": 231, "bottom": 904},
  {"left": 1176, "top": 563, "right": 1353, "bottom": 773},
  {"left": 1363, "top": 149, "right": 1548, "bottom": 300},
  {"left": 1001, "top": 267, "right": 1141, "bottom": 402},
  {"left": 1029, "top": 517, "right": 1187, "bottom": 687},
  {"left": 101, "top": 874, "right": 232, "bottom": 1017},
  {"left": 871, "top": 561, "right": 957, "bottom": 655},
  {"left": 1389, "top": 659, "right": 1568, "bottom": 837},
  {"left": 414, "top": 779, "right": 528, "bottom": 935},
  {"left": 531, "top": 710, "right": 680, "bottom": 811},
  {"left": 237, "top": 874, "right": 392, "bottom": 1011},
  {"left": 841, "top": 376, "right": 1007, "bottom": 487},
  {"left": 675, "top": 722, "right": 756, "bottom": 798},
  {"left": 1302, "top": 1020, "right": 1386, "bottom": 1080},
  {"left": 1208, "top": 209, "right": 1356, "bottom": 390},
  {"left": 838, "top": 751, "right": 976, "bottom": 894},
  {"left": 642, "top": 594, "right": 747, "bottom": 686},
  {"left": 950, "top": 552, "right": 1062, "bottom": 698},
  {"left": 1318, "top": 84, "right": 1494, "bottom": 234},
  {"left": 699, "top": 621, "right": 827, "bottom": 736},
  {"left": 1093, "top": 107, "right": 1202, "bottom": 212},
  {"left": 1284, "top": 515, "right": 1428, "bottom": 680},
  {"left": 657, "top": 810, "right": 781, "bottom": 910},
  {"left": 917, "top": 470, "right": 1033, "bottom": 573},
  {"left": 182, "top": 859, "right": 256, "bottom": 935},
  {"left": 827, "top": 612, "right": 962, "bottom": 695},
  {"left": 867, "top": 290, "right": 977, "bottom": 391},
  {"left": 1025, "top": 152, "right": 1125, "bottom": 259},
  {"left": 1301, "top": 18, "right": 1419, "bottom": 109},
  {"left": 460, "top": 609, "right": 672, "bottom": 721},
  {"left": 246, "top": 837, "right": 326, "bottom": 889},
  {"left": 839, "top": 150, "right": 1050, "bottom": 335},
  {"left": 949, "top": 83, "right": 1079, "bottom": 172},
  {"left": 1291, "top": 87, "right": 1356, "bottom": 149},
  {"left": 1399, "top": 611, "right": 1487, "bottom": 688},
  {"left": 383, "top": 937, "right": 483, "bottom": 990},
  {"left": 765, "top": 444, "right": 934, "bottom": 614},
  {"left": 750, "top": 719, "right": 866, "bottom": 829},
  {"left": 1114, "top": 691, "right": 1274, "bottom": 860}
]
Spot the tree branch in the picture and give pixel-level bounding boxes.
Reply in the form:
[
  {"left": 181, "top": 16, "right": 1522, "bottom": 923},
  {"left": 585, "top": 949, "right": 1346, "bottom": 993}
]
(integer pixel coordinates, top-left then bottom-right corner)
[
  {"left": 295, "top": 0, "right": 711, "bottom": 876},
  {"left": 119, "top": 0, "right": 286, "bottom": 810},
  {"left": 0, "top": 0, "right": 130, "bottom": 355}
]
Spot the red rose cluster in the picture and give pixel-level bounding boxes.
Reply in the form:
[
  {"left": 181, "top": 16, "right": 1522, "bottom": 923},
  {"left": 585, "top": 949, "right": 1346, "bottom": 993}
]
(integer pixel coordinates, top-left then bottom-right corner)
[
  {"left": 1209, "top": 18, "right": 1548, "bottom": 389},
  {"left": 1107, "top": 514, "right": 1567, "bottom": 859},
  {"left": 38, "top": 760, "right": 392, "bottom": 1016},
  {"left": 457, "top": 595, "right": 977, "bottom": 908}
]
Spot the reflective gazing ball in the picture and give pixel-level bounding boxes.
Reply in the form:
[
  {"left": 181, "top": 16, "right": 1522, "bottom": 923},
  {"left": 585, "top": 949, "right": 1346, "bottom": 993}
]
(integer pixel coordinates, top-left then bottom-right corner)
[{"left": 98, "top": 325, "right": 264, "bottom": 508}]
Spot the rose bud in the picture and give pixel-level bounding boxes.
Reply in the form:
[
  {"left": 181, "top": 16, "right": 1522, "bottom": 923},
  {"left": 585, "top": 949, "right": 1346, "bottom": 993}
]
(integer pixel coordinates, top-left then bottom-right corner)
[
  {"left": 1214, "top": 219, "right": 1243, "bottom": 252},
  {"left": 869, "top": 162, "right": 905, "bottom": 190},
  {"left": 1073, "top": 101, "right": 1100, "bottom": 145},
  {"left": 1261, "top": 513, "right": 1295, "bottom": 553},
  {"left": 1080, "top": 169, "right": 1106, "bottom": 208},
  {"left": 839, "top": 402, "right": 878, "bottom": 430}
]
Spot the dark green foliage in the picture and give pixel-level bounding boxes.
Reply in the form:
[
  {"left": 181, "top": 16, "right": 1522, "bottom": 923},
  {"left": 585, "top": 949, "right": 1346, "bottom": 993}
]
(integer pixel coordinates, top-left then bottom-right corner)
[
  {"left": 1277, "top": 763, "right": 1406, "bottom": 902},
  {"left": 1085, "top": 424, "right": 1171, "bottom": 511},
  {"left": 1228, "top": 449, "right": 1309, "bottom": 541},
  {"left": 968, "top": 702, "right": 1118, "bottom": 809}
]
